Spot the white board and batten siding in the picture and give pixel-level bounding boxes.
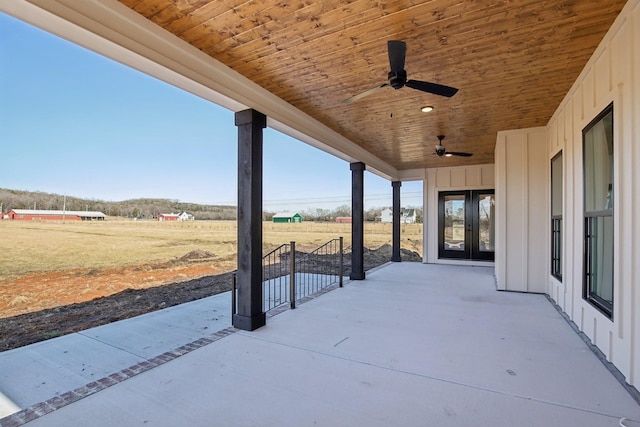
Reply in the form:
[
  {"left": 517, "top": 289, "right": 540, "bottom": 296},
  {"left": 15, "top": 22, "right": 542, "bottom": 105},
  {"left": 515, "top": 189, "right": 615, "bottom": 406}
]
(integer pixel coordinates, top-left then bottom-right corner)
[
  {"left": 546, "top": 0, "right": 640, "bottom": 389},
  {"left": 494, "top": 127, "right": 548, "bottom": 295},
  {"left": 497, "top": 0, "right": 640, "bottom": 388}
]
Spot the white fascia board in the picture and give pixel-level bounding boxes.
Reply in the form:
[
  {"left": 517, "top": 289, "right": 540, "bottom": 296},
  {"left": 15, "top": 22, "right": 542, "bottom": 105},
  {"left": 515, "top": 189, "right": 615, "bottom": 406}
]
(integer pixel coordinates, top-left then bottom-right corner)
[
  {"left": 398, "top": 168, "right": 426, "bottom": 181},
  {"left": 6, "top": 0, "right": 398, "bottom": 181}
]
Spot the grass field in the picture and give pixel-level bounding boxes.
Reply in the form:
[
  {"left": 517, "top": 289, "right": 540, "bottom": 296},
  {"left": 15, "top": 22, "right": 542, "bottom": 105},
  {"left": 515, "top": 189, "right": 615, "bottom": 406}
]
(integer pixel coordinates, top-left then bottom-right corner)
[{"left": 0, "top": 220, "right": 423, "bottom": 281}]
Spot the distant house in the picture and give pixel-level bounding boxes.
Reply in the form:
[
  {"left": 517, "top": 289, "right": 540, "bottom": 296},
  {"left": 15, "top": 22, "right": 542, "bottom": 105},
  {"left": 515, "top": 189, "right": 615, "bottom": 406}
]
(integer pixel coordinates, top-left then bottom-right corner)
[
  {"left": 6, "top": 209, "right": 106, "bottom": 221},
  {"left": 401, "top": 208, "right": 417, "bottom": 224},
  {"left": 380, "top": 208, "right": 417, "bottom": 224},
  {"left": 380, "top": 208, "right": 392, "bottom": 223},
  {"left": 273, "top": 212, "right": 302, "bottom": 223},
  {"left": 178, "top": 212, "right": 195, "bottom": 221},
  {"left": 335, "top": 217, "right": 352, "bottom": 223},
  {"left": 158, "top": 212, "right": 194, "bottom": 221}
]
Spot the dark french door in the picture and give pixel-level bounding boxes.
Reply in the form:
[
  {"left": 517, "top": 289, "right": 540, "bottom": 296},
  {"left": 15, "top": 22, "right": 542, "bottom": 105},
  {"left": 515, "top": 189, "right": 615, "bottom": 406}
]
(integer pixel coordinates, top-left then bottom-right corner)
[{"left": 438, "top": 190, "right": 495, "bottom": 261}]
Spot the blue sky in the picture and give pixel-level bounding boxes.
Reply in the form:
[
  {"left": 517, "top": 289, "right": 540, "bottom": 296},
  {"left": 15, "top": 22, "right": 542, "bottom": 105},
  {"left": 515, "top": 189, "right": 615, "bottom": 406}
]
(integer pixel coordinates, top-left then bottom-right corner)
[{"left": 0, "top": 13, "right": 422, "bottom": 212}]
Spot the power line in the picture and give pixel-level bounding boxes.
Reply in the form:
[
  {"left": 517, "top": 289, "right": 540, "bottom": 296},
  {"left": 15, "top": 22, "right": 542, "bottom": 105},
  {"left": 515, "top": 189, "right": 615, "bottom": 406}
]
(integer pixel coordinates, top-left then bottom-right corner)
[
  {"left": 262, "top": 193, "right": 422, "bottom": 209},
  {"left": 263, "top": 191, "right": 422, "bottom": 204}
]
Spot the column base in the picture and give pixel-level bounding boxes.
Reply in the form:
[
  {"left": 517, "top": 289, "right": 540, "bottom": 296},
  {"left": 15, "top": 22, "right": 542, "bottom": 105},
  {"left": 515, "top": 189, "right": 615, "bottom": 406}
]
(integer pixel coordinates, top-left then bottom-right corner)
[
  {"left": 349, "top": 272, "right": 366, "bottom": 280},
  {"left": 233, "top": 312, "right": 266, "bottom": 331}
]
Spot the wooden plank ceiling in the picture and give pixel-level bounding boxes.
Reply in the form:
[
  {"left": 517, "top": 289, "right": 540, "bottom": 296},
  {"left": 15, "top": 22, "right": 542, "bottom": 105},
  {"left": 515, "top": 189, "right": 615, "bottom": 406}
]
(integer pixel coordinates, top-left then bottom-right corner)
[{"left": 118, "top": 0, "right": 626, "bottom": 171}]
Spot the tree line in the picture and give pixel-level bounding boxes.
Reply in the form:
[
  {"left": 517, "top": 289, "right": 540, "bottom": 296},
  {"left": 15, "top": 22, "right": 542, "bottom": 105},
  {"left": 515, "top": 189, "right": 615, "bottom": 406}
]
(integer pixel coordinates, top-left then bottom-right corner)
[{"left": 0, "top": 189, "right": 422, "bottom": 222}]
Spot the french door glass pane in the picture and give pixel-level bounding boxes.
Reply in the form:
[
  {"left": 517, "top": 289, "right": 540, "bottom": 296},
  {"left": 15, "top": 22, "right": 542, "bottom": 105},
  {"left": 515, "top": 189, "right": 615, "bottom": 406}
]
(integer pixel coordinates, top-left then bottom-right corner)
[
  {"left": 444, "top": 195, "right": 465, "bottom": 251},
  {"left": 478, "top": 193, "right": 495, "bottom": 252}
]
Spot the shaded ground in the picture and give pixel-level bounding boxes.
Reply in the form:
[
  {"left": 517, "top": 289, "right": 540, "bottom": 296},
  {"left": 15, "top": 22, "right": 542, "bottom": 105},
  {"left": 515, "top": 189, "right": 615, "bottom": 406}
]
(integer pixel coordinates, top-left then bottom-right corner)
[{"left": 0, "top": 244, "right": 420, "bottom": 352}]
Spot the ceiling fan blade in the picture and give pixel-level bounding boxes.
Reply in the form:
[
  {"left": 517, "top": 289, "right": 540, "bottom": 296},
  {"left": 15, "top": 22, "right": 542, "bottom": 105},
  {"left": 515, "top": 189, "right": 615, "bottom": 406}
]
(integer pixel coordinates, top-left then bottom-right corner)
[
  {"left": 446, "top": 151, "right": 473, "bottom": 157},
  {"left": 343, "top": 83, "right": 389, "bottom": 104},
  {"left": 406, "top": 79, "right": 459, "bottom": 97},
  {"left": 388, "top": 40, "right": 406, "bottom": 73}
]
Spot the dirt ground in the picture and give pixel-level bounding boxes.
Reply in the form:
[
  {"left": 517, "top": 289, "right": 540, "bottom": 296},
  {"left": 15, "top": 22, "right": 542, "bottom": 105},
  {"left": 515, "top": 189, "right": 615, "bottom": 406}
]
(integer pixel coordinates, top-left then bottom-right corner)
[{"left": 0, "top": 245, "right": 420, "bottom": 352}]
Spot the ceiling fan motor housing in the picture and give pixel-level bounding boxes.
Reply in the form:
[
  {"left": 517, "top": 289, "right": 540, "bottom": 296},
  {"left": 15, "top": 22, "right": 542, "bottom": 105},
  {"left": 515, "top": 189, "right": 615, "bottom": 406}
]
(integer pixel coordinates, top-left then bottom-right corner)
[
  {"left": 435, "top": 145, "right": 446, "bottom": 156},
  {"left": 388, "top": 70, "right": 407, "bottom": 89}
]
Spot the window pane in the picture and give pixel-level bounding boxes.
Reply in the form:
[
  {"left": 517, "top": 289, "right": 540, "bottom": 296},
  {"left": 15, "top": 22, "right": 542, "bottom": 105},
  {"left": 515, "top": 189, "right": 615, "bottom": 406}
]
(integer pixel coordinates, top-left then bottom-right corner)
[
  {"left": 586, "top": 216, "right": 614, "bottom": 306},
  {"left": 552, "top": 218, "right": 562, "bottom": 279},
  {"left": 478, "top": 193, "right": 494, "bottom": 252},
  {"left": 551, "top": 153, "right": 563, "bottom": 216},
  {"left": 444, "top": 195, "right": 465, "bottom": 251},
  {"left": 584, "top": 110, "right": 613, "bottom": 213}
]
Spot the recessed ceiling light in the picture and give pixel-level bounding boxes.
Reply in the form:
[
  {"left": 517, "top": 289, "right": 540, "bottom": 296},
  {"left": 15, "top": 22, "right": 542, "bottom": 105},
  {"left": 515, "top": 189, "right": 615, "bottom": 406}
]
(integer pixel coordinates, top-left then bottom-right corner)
[{"left": 421, "top": 106, "right": 434, "bottom": 113}]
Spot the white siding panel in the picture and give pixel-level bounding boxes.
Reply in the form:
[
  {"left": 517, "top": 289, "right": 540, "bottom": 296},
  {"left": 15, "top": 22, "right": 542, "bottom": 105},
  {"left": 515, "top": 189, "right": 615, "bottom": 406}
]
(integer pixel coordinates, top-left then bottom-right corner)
[
  {"left": 612, "top": 19, "right": 631, "bottom": 84},
  {"left": 495, "top": 136, "right": 507, "bottom": 290},
  {"left": 554, "top": 112, "right": 562, "bottom": 152},
  {"left": 436, "top": 168, "right": 450, "bottom": 188},
  {"left": 506, "top": 135, "right": 527, "bottom": 292},
  {"left": 631, "top": 0, "right": 640, "bottom": 389},
  {"left": 583, "top": 68, "right": 595, "bottom": 115},
  {"left": 574, "top": 83, "right": 584, "bottom": 124},
  {"left": 526, "top": 131, "right": 548, "bottom": 293},
  {"left": 563, "top": 101, "right": 574, "bottom": 318},
  {"left": 465, "top": 167, "right": 481, "bottom": 187},
  {"left": 481, "top": 165, "right": 494, "bottom": 187},
  {"left": 450, "top": 168, "right": 465, "bottom": 188},
  {"left": 549, "top": 118, "right": 558, "bottom": 156},
  {"left": 494, "top": 128, "right": 547, "bottom": 293},
  {"left": 594, "top": 48, "right": 612, "bottom": 103},
  {"left": 564, "top": 100, "right": 572, "bottom": 145}
]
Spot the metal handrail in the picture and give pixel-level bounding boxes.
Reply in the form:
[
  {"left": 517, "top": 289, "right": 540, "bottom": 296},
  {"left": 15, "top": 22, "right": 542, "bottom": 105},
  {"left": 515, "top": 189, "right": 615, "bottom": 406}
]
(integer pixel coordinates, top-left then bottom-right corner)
[
  {"left": 232, "top": 237, "right": 344, "bottom": 315},
  {"left": 296, "top": 238, "right": 344, "bottom": 299},
  {"left": 262, "top": 242, "right": 292, "bottom": 311},
  {"left": 263, "top": 243, "right": 290, "bottom": 261}
]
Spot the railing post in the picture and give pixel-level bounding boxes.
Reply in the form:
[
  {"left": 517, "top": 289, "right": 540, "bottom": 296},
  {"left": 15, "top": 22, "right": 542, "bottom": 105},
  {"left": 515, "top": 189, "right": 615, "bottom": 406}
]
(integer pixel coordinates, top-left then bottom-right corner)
[
  {"left": 339, "top": 237, "right": 344, "bottom": 287},
  {"left": 290, "top": 241, "right": 296, "bottom": 309},
  {"left": 231, "top": 272, "right": 237, "bottom": 316}
]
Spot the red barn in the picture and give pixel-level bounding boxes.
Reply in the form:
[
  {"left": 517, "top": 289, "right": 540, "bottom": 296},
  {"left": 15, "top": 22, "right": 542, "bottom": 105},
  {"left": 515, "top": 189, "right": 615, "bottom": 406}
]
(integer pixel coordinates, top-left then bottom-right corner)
[
  {"left": 7, "top": 209, "right": 105, "bottom": 221},
  {"left": 335, "top": 217, "right": 352, "bottom": 223},
  {"left": 158, "top": 213, "right": 180, "bottom": 221}
]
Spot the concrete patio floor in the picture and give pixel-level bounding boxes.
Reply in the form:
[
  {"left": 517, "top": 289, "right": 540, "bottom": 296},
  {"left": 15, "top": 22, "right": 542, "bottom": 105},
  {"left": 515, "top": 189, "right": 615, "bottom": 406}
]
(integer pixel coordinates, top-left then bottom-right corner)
[{"left": 1, "top": 263, "right": 639, "bottom": 426}]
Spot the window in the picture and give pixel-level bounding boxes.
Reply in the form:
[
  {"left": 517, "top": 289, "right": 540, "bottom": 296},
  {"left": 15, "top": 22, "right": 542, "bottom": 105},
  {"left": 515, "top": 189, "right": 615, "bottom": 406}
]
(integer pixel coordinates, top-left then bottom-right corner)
[
  {"left": 583, "top": 103, "right": 614, "bottom": 318},
  {"left": 551, "top": 152, "right": 562, "bottom": 281}
]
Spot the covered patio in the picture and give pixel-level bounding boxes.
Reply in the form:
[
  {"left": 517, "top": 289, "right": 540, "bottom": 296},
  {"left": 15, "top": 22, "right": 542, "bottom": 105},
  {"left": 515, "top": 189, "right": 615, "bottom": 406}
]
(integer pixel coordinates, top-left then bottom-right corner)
[
  {"left": 1, "top": 263, "right": 638, "bottom": 426},
  {"left": 1, "top": 0, "right": 640, "bottom": 423}
]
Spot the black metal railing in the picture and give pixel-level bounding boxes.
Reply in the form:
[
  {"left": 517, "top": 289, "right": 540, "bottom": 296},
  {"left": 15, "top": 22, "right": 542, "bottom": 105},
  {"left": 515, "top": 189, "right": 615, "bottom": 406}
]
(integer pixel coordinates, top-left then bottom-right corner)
[
  {"left": 263, "top": 242, "right": 294, "bottom": 311},
  {"left": 232, "top": 237, "right": 344, "bottom": 315},
  {"left": 293, "top": 237, "right": 343, "bottom": 309}
]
